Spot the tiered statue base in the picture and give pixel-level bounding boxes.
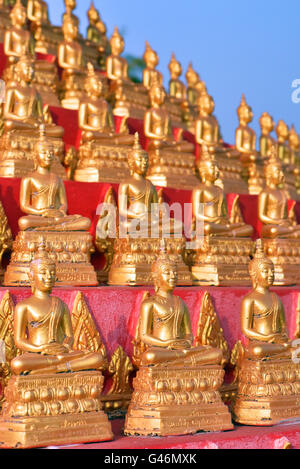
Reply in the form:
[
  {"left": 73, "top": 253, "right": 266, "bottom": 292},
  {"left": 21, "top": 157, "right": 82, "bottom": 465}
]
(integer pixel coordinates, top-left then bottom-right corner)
[
  {"left": 4, "top": 231, "right": 98, "bottom": 286},
  {"left": 74, "top": 142, "right": 130, "bottom": 182},
  {"left": 32, "top": 24, "right": 63, "bottom": 56},
  {"left": 125, "top": 365, "right": 233, "bottom": 436},
  {"left": 0, "top": 371, "right": 113, "bottom": 449},
  {"left": 147, "top": 149, "right": 198, "bottom": 190},
  {"left": 192, "top": 236, "right": 253, "bottom": 286},
  {"left": 0, "top": 132, "right": 65, "bottom": 179},
  {"left": 232, "top": 359, "right": 300, "bottom": 426},
  {"left": 108, "top": 237, "right": 192, "bottom": 286},
  {"left": 112, "top": 83, "right": 149, "bottom": 121},
  {"left": 263, "top": 238, "right": 300, "bottom": 285},
  {"left": 216, "top": 155, "right": 248, "bottom": 194},
  {"left": 0, "top": 8, "right": 11, "bottom": 42}
]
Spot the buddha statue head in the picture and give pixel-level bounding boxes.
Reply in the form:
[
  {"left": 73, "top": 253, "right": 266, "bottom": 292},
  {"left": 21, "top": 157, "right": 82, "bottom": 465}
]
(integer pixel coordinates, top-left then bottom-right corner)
[
  {"left": 28, "top": 238, "right": 56, "bottom": 293},
  {"left": 128, "top": 132, "right": 148, "bottom": 176},
  {"left": 197, "top": 145, "right": 219, "bottom": 183},
  {"left": 276, "top": 120, "right": 289, "bottom": 142},
  {"left": 197, "top": 89, "right": 215, "bottom": 116},
  {"left": 110, "top": 26, "right": 124, "bottom": 56},
  {"left": 185, "top": 62, "right": 199, "bottom": 87},
  {"left": 249, "top": 239, "right": 274, "bottom": 289},
  {"left": 15, "top": 55, "right": 35, "bottom": 84},
  {"left": 143, "top": 41, "right": 159, "bottom": 69},
  {"left": 289, "top": 125, "right": 300, "bottom": 151},
  {"left": 10, "top": 0, "right": 26, "bottom": 27},
  {"left": 88, "top": 1, "right": 99, "bottom": 24},
  {"left": 259, "top": 112, "right": 275, "bottom": 135},
  {"left": 152, "top": 240, "right": 178, "bottom": 292},
  {"left": 85, "top": 62, "right": 103, "bottom": 98},
  {"left": 149, "top": 78, "right": 166, "bottom": 107},
  {"left": 237, "top": 94, "right": 253, "bottom": 125},
  {"left": 64, "top": 0, "right": 76, "bottom": 12},
  {"left": 168, "top": 53, "right": 182, "bottom": 79},
  {"left": 35, "top": 124, "right": 55, "bottom": 169},
  {"left": 62, "top": 12, "right": 78, "bottom": 41},
  {"left": 264, "top": 145, "right": 284, "bottom": 187}
]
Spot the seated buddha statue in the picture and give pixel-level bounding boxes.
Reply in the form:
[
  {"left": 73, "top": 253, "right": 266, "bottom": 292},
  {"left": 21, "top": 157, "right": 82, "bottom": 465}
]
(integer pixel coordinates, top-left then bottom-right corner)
[
  {"left": 275, "top": 120, "right": 299, "bottom": 199},
  {"left": 86, "top": 1, "right": 110, "bottom": 70},
  {"left": 232, "top": 239, "right": 300, "bottom": 426},
  {"left": 106, "top": 27, "right": 148, "bottom": 119},
  {"left": 108, "top": 134, "right": 192, "bottom": 286},
  {"left": 0, "top": 241, "right": 112, "bottom": 448},
  {"left": 27, "top": 0, "right": 63, "bottom": 55},
  {"left": 144, "top": 79, "right": 198, "bottom": 190},
  {"left": 259, "top": 112, "right": 276, "bottom": 158},
  {"left": 75, "top": 62, "right": 134, "bottom": 182},
  {"left": 125, "top": 244, "right": 233, "bottom": 436},
  {"left": 4, "top": 0, "right": 60, "bottom": 106},
  {"left": 289, "top": 125, "right": 300, "bottom": 165},
  {"left": 4, "top": 125, "right": 97, "bottom": 286},
  {"left": 191, "top": 146, "right": 253, "bottom": 286},
  {"left": 143, "top": 41, "right": 163, "bottom": 91},
  {"left": 276, "top": 120, "right": 291, "bottom": 164},
  {"left": 0, "top": 55, "right": 65, "bottom": 178},
  {"left": 185, "top": 62, "right": 206, "bottom": 107},
  {"left": 166, "top": 52, "right": 187, "bottom": 127}
]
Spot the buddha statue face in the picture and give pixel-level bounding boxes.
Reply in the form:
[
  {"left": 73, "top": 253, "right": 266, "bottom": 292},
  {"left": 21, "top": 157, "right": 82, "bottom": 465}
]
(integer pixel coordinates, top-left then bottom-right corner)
[
  {"left": 186, "top": 65, "right": 198, "bottom": 87},
  {"left": 259, "top": 113, "right": 274, "bottom": 134},
  {"left": 16, "top": 58, "right": 35, "bottom": 84},
  {"left": 110, "top": 29, "right": 124, "bottom": 55},
  {"left": 276, "top": 121, "right": 289, "bottom": 141},
  {"left": 158, "top": 261, "right": 178, "bottom": 291},
  {"left": 36, "top": 142, "right": 55, "bottom": 169},
  {"left": 169, "top": 55, "right": 182, "bottom": 79},
  {"left": 149, "top": 83, "right": 166, "bottom": 107},
  {"left": 65, "top": 0, "right": 76, "bottom": 11},
  {"left": 199, "top": 160, "right": 219, "bottom": 183},
  {"left": 198, "top": 93, "right": 214, "bottom": 115},
  {"left": 29, "top": 259, "right": 56, "bottom": 293},
  {"left": 63, "top": 18, "right": 78, "bottom": 41},
  {"left": 11, "top": 2, "right": 26, "bottom": 27},
  {"left": 88, "top": 3, "right": 99, "bottom": 24},
  {"left": 250, "top": 258, "right": 274, "bottom": 289},
  {"left": 144, "top": 46, "right": 159, "bottom": 69},
  {"left": 289, "top": 127, "right": 300, "bottom": 150},
  {"left": 265, "top": 162, "right": 284, "bottom": 187},
  {"left": 86, "top": 74, "right": 103, "bottom": 98},
  {"left": 129, "top": 149, "right": 148, "bottom": 176}
]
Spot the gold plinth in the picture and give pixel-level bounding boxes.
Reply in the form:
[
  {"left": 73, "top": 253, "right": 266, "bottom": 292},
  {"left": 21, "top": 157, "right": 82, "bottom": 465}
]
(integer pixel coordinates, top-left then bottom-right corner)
[
  {"left": 34, "top": 61, "right": 60, "bottom": 107},
  {"left": 112, "top": 83, "right": 149, "bottom": 121},
  {"left": 147, "top": 149, "right": 198, "bottom": 190},
  {"left": 232, "top": 359, "right": 300, "bottom": 426},
  {"left": 0, "top": 133, "right": 65, "bottom": 179},
  {"left": 108, "top": 237, "right": 192, "bottom": 286},
  {"left": 125, "top": 366, "right": 233, "bottom": 436},
  {"left": 4, "top": 231, "right": 98, "bottom": 287},
  {"left": 31, "top": 24, "right": 63, "bottom": 56},
  {"left": 74, "top": 142, "right": 130, "bottom": 183},
  {"left": 0, "top": 372, "right": 113, "bottom": 448},
  {"left": 192, "top": 237, "right": 254, "bottom": 286},
  {"left": 217, "top": 156, "right": 249, "bottom": 194},
  {"left": 164, "top": 98, "right": 184, "bottom": 129},
  {"left": 262, "top": 238, "right": 300, "bottom": 285}
]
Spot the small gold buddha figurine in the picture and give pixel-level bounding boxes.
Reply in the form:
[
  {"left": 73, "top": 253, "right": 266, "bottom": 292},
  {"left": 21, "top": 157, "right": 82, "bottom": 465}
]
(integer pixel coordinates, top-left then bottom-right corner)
[
  {"left": 258, "top": 147, "right": 300, "bottom": 284},
  {"left": 0, "top": 0, "right": 13, "bottom": 42},
  {"left": 275, "top": 120, "right": 299, "bottom": 199},
  {"left": 143, "top": 41, "right": 163, "bottom": 91},
  {"left": 233, "top": 239, "right": 300, "bottom": 426},
  {"left": 63, "top": 0, "right": 79, "bottom": 30},
  {"left": 259, "top": 112, "right": 276, "bottom": 158},
  {"left": 191, "top": 146, "right": 254, "bottom": 285},
  {"left": 4, "top": 125, "right": 97, "bottom": 286},
  {"left": 27, "top": 0, "right": 63, "bottom": 56},
  {"left": 144, "top": 79, "right": 198, "bottom": 190},
  {"left": 125, "top": 244, "right": 233, "bottom": 436},
  {"left": 166, "top": 52, "right": 188, "bottom": 128},
  {"left": 75, "top": 62, "right": 134, "bottom": 182},
  {"left": 106, "top": 27, "right": 148, "bottom": 119},
  {"left": 0, "top": 55, "right": 65, "bottom": 178},
  {"left": 4, "top": 0, "right": 60, "bottom": 106},
  {"left": 108, "top": 134, "right": 192, "bottom": 286},
  {"left": 0, "top": 242, "right": 112, "bottom": 448},
  {"left": 289, "top": 126, "right": 300, "bottom": 195},
  {"left": 58, "top": 12, "right": 86, "bottom": 110},
  {"left": 186, "top": 62, "right": 206, "bottom": 106},
  {"left": 86, "top": 1, "right": 110, "bottom": 70}
]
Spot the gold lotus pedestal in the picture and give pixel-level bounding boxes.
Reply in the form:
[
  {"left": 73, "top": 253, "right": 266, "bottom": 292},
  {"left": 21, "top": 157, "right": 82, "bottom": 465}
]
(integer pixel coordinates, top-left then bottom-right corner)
[
  {"left": 125, "top": 366, "right": 233, "bottom": 436},
  {"left": 4, "top": 231, "right": 98, "bottom": 286},
  {"left": 263, "top": 238, "right": 300, "bottom": 285},
  {"left": 0, "top": 371, "right": 113, "bottom": 449},
  {"left": 192, "top": 237, "right": 253, "bottom": 286},
  {"left": 108, "top": 237, "right": 192, "bottom": 286},
  {"left": 233, "top": 359, "right": 300, "bottom": 426},
  {"left": 74, "top": 142, "right": 130, "bottom": 183}
]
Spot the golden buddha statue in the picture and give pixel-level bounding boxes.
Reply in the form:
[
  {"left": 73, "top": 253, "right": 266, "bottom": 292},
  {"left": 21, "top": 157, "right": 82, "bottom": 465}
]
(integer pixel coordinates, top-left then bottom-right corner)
[
  {"left": 166, "top": 52, "right": 188, "bottom": 128},
  {"left": 4, "top": 0, "right": 60, "bottom": 106},
  {"left": 233, "top": 239, "right": 300, "bottom": 426},
  {"left": 62, "top": 0, "right": 79, "bottom": 30},
  {"left": 259, "top": 112, "right": 276, "bottom": 158},
  {"left": 191, "top": 146, "right": 254, "bottom": 285},
  {"left": 144, "top": 79, "right": 198, "bottom": 190},
  {"left": 143, "top": 41, "right": 163, "bottom": 91},
  {"left": 106, "top": 27, "right": 148, "bottom": 119},
  {"left": 0, "top": 56, "right": 65, "bottom": 178},
  {"left": 195, "top": 90, "right": 247, "bottom": 193},
  {"left": 4, "top": 125, "right": 97, "bottom": 286},
  {"left": 275, "top": 120, "right": 299, "bottom": 199},
  {"left": 0, "top": 243, "right": 112, "bottom": 448},
  {"left": 0, "top": 0, "right": 13, "bottom": 42},
  {"left": 27, "top": 0, "right": 63, "bottom": 55},
  {"left": 258, "top": 147, "right": 300, "bottom": 284},
  {"left": 86, "top": 1, "right": 110, "bottom": 70},
  {"left": 58, "top": 12, "right": 86, "bottom": 110},
  {"left": 289, "top": 126, "right": 300, "bottom": 194},
  {"left": 186, "top": 62, "right": 206, "bottom": 106},
  {"left": 75, "top": 62, "right": 134, "bottom": 182},
  {"left": 108, "top": 134, "right": 192, "bottom": 286},
  {"left": 125, "top": 245, "right": 233, "bottom": 436}
]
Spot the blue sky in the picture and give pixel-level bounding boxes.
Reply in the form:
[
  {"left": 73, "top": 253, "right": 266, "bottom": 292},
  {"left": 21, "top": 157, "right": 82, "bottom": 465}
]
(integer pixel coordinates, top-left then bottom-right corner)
[{"left": 48, "top": 0, "right": 300, "bottom": 146}]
